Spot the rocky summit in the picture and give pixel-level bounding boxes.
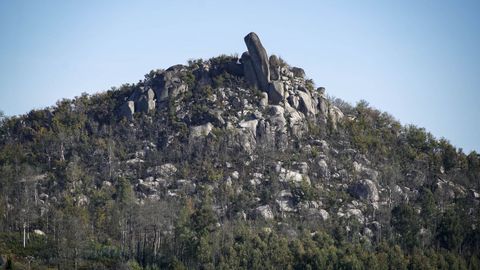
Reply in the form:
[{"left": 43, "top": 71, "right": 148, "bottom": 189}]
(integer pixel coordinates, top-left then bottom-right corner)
[
  {"left": 117, "top": 32, "right": 335, "bottom": 153},
  {"left": 0, "top": 33, "right": 479, "bottom": 269}
]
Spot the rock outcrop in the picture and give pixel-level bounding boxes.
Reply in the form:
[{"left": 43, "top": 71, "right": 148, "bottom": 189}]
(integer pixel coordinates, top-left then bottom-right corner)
[
  {"left": 119, "top": 101, "right": 135, "bottom": 120},
  {"left": 114, "top": 32, "right": 346, "bottom": 157},
  {"left": 241, "top": 52, "right": 260, "bottom": 89},
  {"left": 348, "top": 179, "right": 379, "bottom": 202},
  {"left": 136, "top": 88, "right": 156, "bottom": 113},
  {"left": 118, "top": 65, "right": 191, "bottom": 120},
  {"left": 267, "top": 81, "right": 285, "bottom": 105},
  {"left": 255, "top": 205, "right": 274, "bottom": 220},
  {"left": 190, "top": 123, "right": 214, "bottom": 138},
  {"left": 244, "top": 32, "right": 270, "bottom": 91},
  {"left": 160, "top": 65, "right": 189, "bottom": 102},
  {"left": 269, "top": 55, "right": 281, "bottom": 81},
  {"left": 117, "top": 31, "right": 339, "bottom": 142}
]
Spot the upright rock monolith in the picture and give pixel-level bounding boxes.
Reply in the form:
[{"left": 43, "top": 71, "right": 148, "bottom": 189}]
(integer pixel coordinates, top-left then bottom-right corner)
[{"left": 244, "top": 32, "right": 270, "bottom": 91}]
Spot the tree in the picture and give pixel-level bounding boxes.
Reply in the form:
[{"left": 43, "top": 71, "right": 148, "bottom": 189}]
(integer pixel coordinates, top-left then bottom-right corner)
[
  {"left": 55, "top": 195, "right": 90, "bottom": 270},
  {"left": 391, "top": 204, "right": 420, "bottom": 251},
  {"left": 439, "top": 139, "right": 457, "bottom": 172},
  {"left": 418, "top": 187, "right": 437, "bottom": 246},
  {"left": 0, "top": 110, "right": 5, "bottom": 124},
  {"left": 467, "top": 151, "right": 480, "bottom": 188},
  {"left": 115, "top": 177, "right": 134, "bottom": 206},
  {"left": 436, "top": 209, "right": 464, "bottom": 252}
]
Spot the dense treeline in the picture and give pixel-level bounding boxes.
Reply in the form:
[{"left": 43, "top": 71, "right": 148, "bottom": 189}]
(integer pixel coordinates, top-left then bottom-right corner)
[
  {"left": 0, "top": 58, "right": 479, "bottom": 269},
  {"left": 0, "top": 197, "right": 479, "bottom": 269}
]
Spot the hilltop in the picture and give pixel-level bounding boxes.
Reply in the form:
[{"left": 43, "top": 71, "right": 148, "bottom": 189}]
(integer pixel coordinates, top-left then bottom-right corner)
[{"left": 0, "top": 32, "right": 479, "bottom": 269}]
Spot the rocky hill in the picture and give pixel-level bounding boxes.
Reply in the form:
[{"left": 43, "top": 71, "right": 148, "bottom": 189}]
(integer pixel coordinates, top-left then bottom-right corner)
[{"left": 0, "top": 32, "right": 479, "bottom": 269}]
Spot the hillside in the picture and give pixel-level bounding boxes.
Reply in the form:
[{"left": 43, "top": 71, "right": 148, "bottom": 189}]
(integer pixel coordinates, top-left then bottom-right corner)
[{"left": 0, "top": 32, "right": 479, "bottom": 269}]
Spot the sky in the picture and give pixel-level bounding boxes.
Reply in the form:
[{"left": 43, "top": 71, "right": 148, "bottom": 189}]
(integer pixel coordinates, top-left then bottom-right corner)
[{"left": 0, "top": 0, "right": 479, "bottom": 152}]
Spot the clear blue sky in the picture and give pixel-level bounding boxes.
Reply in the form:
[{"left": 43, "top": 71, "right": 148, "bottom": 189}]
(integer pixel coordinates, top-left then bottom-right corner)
[{"left": 1, "top": 0, "right": 479, "bottom": 153}]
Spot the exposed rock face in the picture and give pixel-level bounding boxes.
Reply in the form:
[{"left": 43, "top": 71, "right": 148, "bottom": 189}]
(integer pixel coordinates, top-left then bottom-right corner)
[
  {"left": 353, "top": 161, "right": 379, "bottom": 181},
  {"left": 269, "top": 55, "right": 281, "bottom": 81},
  {"left": 285, "top": 104, "right": 306, "bottom": 137},
  {"left": 33, "top": 229, "right": 46, "bottom": 236},
  {"left": 136, "top": 89, "right": 156, "bottom": 113},
  {"left": 155, "top": 163, "right": 177, "bottom": 178},
  {"left": 293, "top": 162, "right": 309, "bottom": 174},
  {"left": 434, "top": 178, "right": 466, "bottom": 200},
  {"left": 259, "top": 92, "right": 269, "bottom": 108},
  {"left": 317, "top": 159, "right": 330, "bottom": 179},
  {"left": 318, "top": 209, "right": 329, "bottom": 221},
  {"left": 119, "top": 101, "right": 135, "bottom": 120},
  {"left": 329, "top": 105, "right": 344, "bottom": 129},
  {"left": 318, "top": 95, "right": 329, "bottom": 116},
  {"left": 116, "top": 32, "right": 345, "bottom": 144},
  {"left": 190, "top": 123, "right": 214, "bottom": 138},
  {"left": 469, "top": 189, "right": 480, "bottom": 199},
  {"left": 239, "top": 119, "right": 259, "bottom": 136},
  {"left": 232, "top": 125, "right": 258, "bottom": 154},
  {"left": 268, "top": 81, "right": 285, "bottom": 105},
  {"left": 288, "top": 95, "right": 299, "bottom": 109},
  {"left": 277, "top": 198, "right": 295, "bottom": 212},
  {"left": 244, "top": 32, "right": 270, "bottom": 91},
  {"left": 120, "top": 87, "right": 157, "bottom": 118},
  {"left": 277, "top": 165, "right": 311, "bottom": 185},
  {"left": 348, "top": 179, "right": 379, "bottom": 202},
  {"left": 114, "top": 32, "right": 346, "bottom": 154},
  {"left": 291, "top": 67, "right": 305, "bottom": 78},
  {"left": 255, "top": 205, "right": 274, "bottom": 220},
  {"left": 161, "top": 65, "right": 188, "bottom": 102},
  {"left": 346, "top": 208, "right": 365, "bottom": 223},
  {"left": 146, "top": 87, "right": 155, "bottom": 100},
  {"left": 76, "top": 194, "right": 89, "bottom": 207},
  {"left": 241, "top": 52, "right": 259, "bottom": 89},
  {"left": 297, "top": 91, "right": 316, "bottom": 117}
]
